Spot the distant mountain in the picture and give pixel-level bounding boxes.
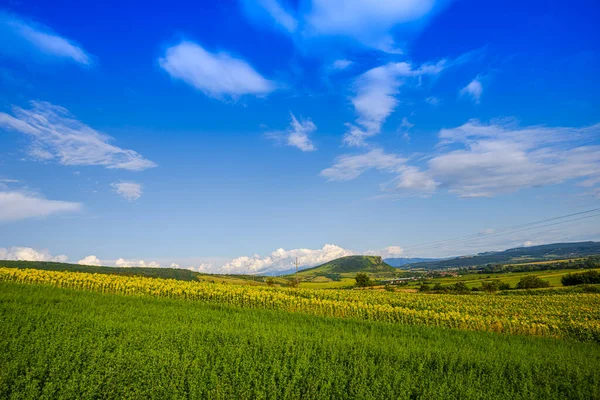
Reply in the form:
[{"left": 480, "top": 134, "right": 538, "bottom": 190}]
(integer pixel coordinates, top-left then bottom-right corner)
[
  {"left": 406, "top": 241, "right": 600, "bottom": 270},
  {"left": 384, "top": 257, "right": 439, "bottom": 267},
  {"left": 288, "top": 255, "right": 398, "bottom": 278}
]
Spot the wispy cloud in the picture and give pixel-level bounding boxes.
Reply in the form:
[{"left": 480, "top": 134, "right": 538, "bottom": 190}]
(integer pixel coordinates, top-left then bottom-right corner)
[
  {"left": 344, "top": 61, "right": 446, "bottom": 147},
  {"left": 0, "top": 191, "right": 81, "bottom": 221},
  {"left": 268, "top": 113, "right": 317, "bottom": 151},
  {"left": 111, "top": 182, "right": 143, "bottom": 201},
  {"left": 0, "top": 11, "right": 91, "bottom": 65},
  {"left": 159, "top": 41, "right": 276, "bottom": 100},
  {"left": 241, "top": 0, "right": 453, "bottom": 53},
  {"left": 321, "top": 148, "right": 405, "bottom": 181},
  {"left": 0, "top": 101, "right": 157, "bottom": 171},
  {"left": 460, "top": 77, "right": 483, "bottom": 103},
  {"left": 324, "top": 120, "right": 600, "bottom": 198},
  {"left": 331, "top": 59, "right": 353, "bottom": 70}
]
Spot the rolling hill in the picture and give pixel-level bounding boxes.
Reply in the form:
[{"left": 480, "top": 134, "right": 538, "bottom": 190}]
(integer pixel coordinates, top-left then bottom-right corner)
[
  {"left": 406, "top": 241, "right": 600, "bottom": 270},
  {"left": 290, "top": 256, "right": 399, "bottom": 279}
]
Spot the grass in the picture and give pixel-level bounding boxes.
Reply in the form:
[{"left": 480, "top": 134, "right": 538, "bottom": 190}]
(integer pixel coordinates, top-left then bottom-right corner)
[{"left": 1, "top": 282, "right": 600, "bottom": 399}]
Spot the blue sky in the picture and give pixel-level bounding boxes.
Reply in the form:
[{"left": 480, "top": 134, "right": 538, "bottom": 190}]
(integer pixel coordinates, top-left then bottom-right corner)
[{"left": 0, "top": 0, "right": 599, "bottom": 274}]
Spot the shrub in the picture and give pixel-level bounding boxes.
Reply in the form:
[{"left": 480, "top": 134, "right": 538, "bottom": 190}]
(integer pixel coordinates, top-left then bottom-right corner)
[
  {"left": 384, "top": 284, "right": 395, "bottom": 292},
  {"left": 452, "top": 281, "right": 470, "bottom": 293},
  {"left": 265, "top": 277, "right": 275, "bottom": 287},
  {"left": 433, "top": 283, "right": 444, "bottom": 291},
  {"left": 481, "top": 281, "right": 500, "bottom": 292},
  {"left": 355, "top": 273, "right": 372, "bottom": 288},
  {"left": 418, "top": 283, "right": 431, "bottom": 292},
  {"left": 562, "top": 271, "right": 600, "bottom": 286},
  {"left": 499, "top": 282, "right": 511, "bottom": 291},
  {"left": 287, "top": 277, "right": 300, "bottom": 288},
  {"left": 516, "top": 276, "right": 550, "bottom": 289}
]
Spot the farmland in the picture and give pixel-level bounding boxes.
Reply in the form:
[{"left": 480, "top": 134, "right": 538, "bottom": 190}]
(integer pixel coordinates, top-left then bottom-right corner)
[
  {"left": 2, "top": 281, "right": 600, "bottom": 399},
  {"left": 2, "top": 267, "right": 599, "bottom": 341}
]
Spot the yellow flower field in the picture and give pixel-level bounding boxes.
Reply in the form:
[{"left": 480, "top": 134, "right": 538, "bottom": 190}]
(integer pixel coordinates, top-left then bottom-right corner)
[{"left": 1, "top": 266, "right": 599, "bottom": 341}]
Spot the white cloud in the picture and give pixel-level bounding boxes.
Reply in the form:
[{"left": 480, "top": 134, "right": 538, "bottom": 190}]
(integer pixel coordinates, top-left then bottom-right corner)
[
  {"left": 218, "top": 244, "right": 356, "bottom": 274},
  {"left": 425, "top": 96, "right": 440, "bottom": 106},
  {"left": 0, "top": 11, "right": 91, "bottom": 65},
  {"left": 321, "top": 149, "right": 405, "bottom": 181},
  {"left": 257, "top": 0, "right": 298, "bottom": 32},
  {"left": 331, "top": 59, "right": 353, "bottom": 70},
  {"left": 268, "top": 113, "right": 317, "bottom": 151},
  {"left": 324, "top": 119, "right": 600, "bottom": 198},
  {"left": 344, "top": 61, "right": 446, "bottom": 147},
  {"left": 0, "top": 246, "right": 68, "bottom": 262},
  {"left": 366, "top": 245, "right": 404, "bottom": 258},
  {"left": 460, "top": 77, "right": 483, "bottom": 103},
  {"left": 170, "top": 263, "right": 180, "bottom": 268},
  {"left": 0, "top": 101, "right": 157, "bottom": 171},
  {"left": 111, "top": 182, "right": 143, "bottom": 201},
  {"left": 115, "top": 258, "right": 161, "bottom": 268},
  {"left": 159, "top": 41, "right": 276, "bottom": 100},
  {"left": 305, "top": 0, "right": 451, "bottom": 52},
  {"left": 77, "top": 255, "right": 102, "bottom": 266},
  {"left": 0, "top": 191, "right": 81, "bottom": 222}
]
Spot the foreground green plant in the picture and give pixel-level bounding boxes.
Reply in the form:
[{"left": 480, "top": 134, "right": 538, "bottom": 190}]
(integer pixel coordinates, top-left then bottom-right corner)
[{"left": 1, "top": 282, "right": 599, "bottom": 399}]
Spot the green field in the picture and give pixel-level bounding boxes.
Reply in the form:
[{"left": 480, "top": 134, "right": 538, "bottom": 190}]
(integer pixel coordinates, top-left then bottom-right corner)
[
  {"left": 1, "top": 282, "right": 600, "bottom": 399},
  {"left": 406, "top": 268, "right": 600, "bottom": 289}
]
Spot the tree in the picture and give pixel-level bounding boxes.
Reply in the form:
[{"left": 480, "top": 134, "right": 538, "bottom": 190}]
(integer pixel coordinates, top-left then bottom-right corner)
[
  {"left": 418, "top": 283, "right": 431, "bottom": 292},
  {"left": 355, "top": 273, "right": 372, "bottom": 287},
  {"left": 499, "top": 282, "right": 511, "bottom": 291},
  {"left": 265, "top": 277, "right": 275, "bottom": 287},
  {"left": 562, "top": 270, "right": 600, "bottom": 286},
  {"left": 516, "top": 275, "right": 550, "bottom": 289},
  {"left": 481, "top": 281, "right": 500, "bottom": 292},
  {"left": 452, "top": 281, "right": 469, "bottom": 293}
]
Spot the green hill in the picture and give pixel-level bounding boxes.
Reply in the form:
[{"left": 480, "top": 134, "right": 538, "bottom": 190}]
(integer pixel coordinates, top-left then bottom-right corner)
[
  {"left": 406, "top": 241, "right": 600, "bottom": 270},
  {"left": 0, "top": 260, "right": 263, "bottom": 284},
  {"left": 292, "top": 256, "right": 398, "bottom": 278}
]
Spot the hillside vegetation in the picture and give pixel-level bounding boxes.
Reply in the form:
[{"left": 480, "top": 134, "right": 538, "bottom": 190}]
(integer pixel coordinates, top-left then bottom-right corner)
[
  {"left": 295, "top": 256, "right": 397, "bottom": 276},
  {"left": 407, "top": 241, "right": 600, "bottom": 270}
]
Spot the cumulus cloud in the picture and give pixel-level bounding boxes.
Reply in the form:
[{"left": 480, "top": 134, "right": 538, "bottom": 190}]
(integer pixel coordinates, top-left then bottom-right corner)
[
  {"left": 324, "top": 119, "right": 600, "bottom": 198},
  {"left": 77, "top": 255, "right": 102, "bottom": 266},
  {"left": 115, "top": 258, "right": 161, "bottom": 268},
  {"left": 460, "top": 77, "right": 483, "bottom": 103},
  {"left": 0, "top": 11, "right": 91, "bottom": 65},
  {"left": 344, "top": 61, "right": 446, "bottom": 147},
  {"left": 0, "top": 191, "right": 81, "bottom": 222},
  {"left": 0, "top": 101, "right": 157, "bottom": 171},
  {"left": 159, "top": 41, "right": 276, "bottom": 100},
  {"left": 268, "top": 113, "right": 317, "bottom": 151},
  {"left": 217, "top": 244, "right": 355, "bottom": 274},
  {"left": 111, "top": 182, "right": 143, "bottom": 201},
  {"left": 0, "top": 246, "right": 68, "bottom": 262}
]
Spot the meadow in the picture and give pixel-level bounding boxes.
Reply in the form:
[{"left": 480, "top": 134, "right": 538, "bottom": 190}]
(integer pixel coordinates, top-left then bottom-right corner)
[{"left": 1, "top": 282, "right": 600, "bottom": 399}]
